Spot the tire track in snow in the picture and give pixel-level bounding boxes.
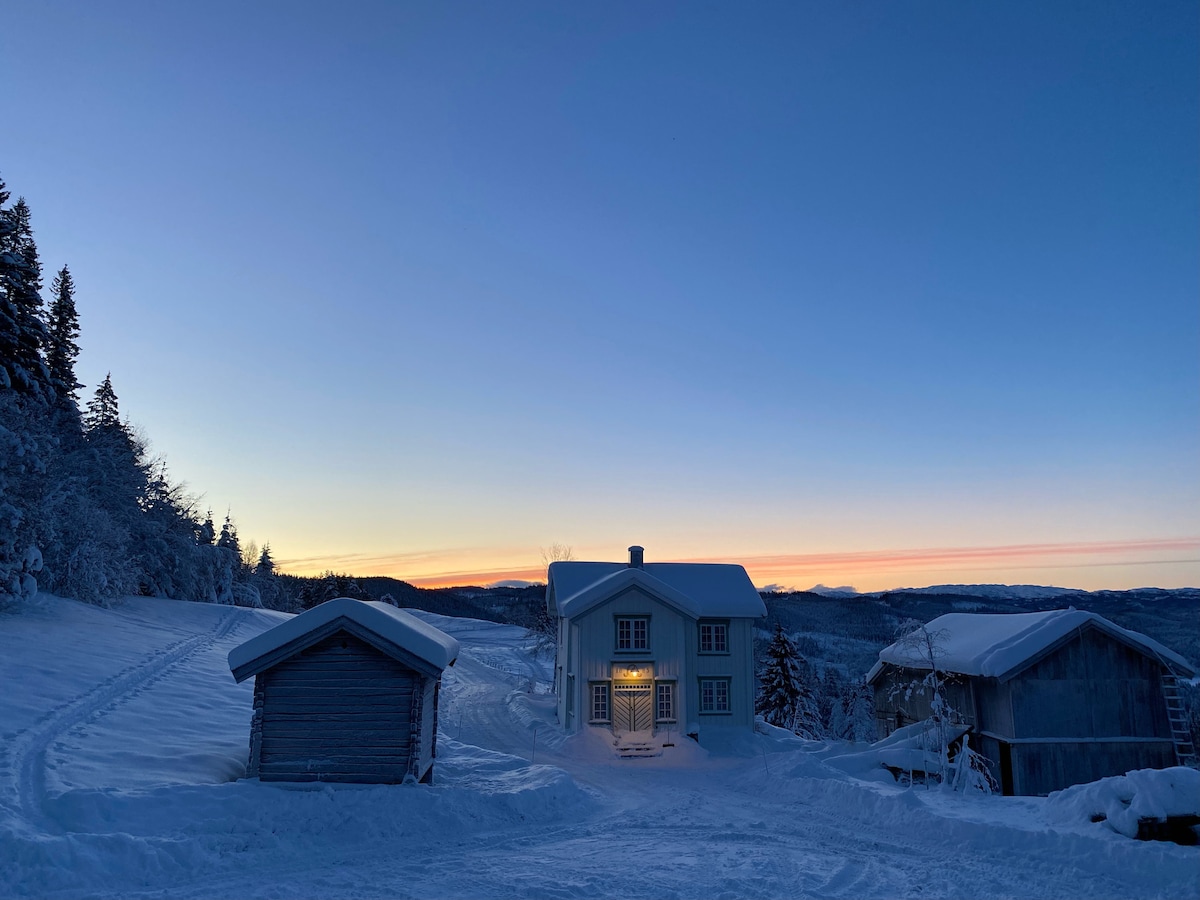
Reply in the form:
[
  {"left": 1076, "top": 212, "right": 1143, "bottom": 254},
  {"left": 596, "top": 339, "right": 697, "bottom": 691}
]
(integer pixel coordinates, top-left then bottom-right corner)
[{"left": 7, "top": 608, "right": 243, "bottom": 834}]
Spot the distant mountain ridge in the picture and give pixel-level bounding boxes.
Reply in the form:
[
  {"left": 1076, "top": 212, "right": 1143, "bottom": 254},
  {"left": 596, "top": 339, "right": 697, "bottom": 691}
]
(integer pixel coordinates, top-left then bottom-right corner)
[{"left": 803, "top": 583, "right": 1197, "bottom": 602}]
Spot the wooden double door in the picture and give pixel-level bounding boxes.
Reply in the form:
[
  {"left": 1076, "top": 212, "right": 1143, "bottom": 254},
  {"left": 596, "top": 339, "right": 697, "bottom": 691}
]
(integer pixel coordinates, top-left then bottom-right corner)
[{"left": 612, "top": 680, "right": 654, "bottom": 733}]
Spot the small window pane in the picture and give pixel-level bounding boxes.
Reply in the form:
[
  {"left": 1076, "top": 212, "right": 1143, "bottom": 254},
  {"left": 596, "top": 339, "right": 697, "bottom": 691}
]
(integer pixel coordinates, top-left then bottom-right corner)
[
  {"left": 714, "top": 624, "right": 727, "bottom": 653},
  {"left": 592, "top": 684, "right": 609, "bottom": 721},
  {"left": 656, "top": 683, "right": 674, "bottom": 721},
  {"left": 633, "top": 619, "right": 648, "bottom": 649},
  {"left": 617, "top": 619, "right": 631, "bottom": 649}
]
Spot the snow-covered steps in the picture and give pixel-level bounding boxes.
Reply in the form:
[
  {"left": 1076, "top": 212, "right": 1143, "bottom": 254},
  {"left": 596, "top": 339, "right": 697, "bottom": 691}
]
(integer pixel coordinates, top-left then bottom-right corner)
[{"left": 613, "top": 734, "right": 664, "bottom": 758}]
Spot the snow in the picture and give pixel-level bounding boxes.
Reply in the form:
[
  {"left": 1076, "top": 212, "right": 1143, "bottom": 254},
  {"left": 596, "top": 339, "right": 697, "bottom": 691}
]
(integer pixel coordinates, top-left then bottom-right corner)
[
  {"left": 1047, "top": 768, "right": 1200, "bottom": 838},
  {"left": 826, "top": 719, "right": 971, "bottom": 780},
  {"left": 227, "top": 597, "right": 460, "bottom": 679},
  {"left": 1, "top": 594, "right": 1197, "bottom": 899},
  {"left": 867, "top": 609, "right": 1196, "bottom": 682},
  {"left": 552, "top": 560, "right": 767, "bottom": 618}
]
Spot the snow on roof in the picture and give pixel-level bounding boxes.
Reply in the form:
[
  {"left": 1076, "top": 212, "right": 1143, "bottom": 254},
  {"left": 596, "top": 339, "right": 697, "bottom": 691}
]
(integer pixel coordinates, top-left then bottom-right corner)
[
  {"left": 550, "top": 560, "right": 767, "bottom": 619},
  {"left": 867, "top": 609, "right": 1195, "bottom": 683},
  {"left": 228, "top": 597, "right": 460, "bottom": 679}
]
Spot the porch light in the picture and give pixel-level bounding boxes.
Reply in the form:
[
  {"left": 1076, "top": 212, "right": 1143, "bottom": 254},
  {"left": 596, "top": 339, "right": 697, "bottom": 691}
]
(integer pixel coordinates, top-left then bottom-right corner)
[{"left": 629, "top": 667, "right": 640, "bottom": 678}]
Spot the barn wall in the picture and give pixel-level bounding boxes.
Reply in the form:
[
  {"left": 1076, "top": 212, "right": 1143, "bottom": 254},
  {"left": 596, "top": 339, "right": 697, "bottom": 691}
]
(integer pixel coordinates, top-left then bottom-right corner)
[
  {"left": 872, "top": 666, "right": 976, "bottom": 735},
  {"left": 256, "top": 630, "right": 418, "bottom": 783},
  {"left": 1010, "top": 627, "right": 1170, "bottom": 740},
  {"left": 973, "top": 679, "right": 1014, "bottom": 737},
  {"left": 1012, "top": 740, "right": 1177, "bottom": 796}
]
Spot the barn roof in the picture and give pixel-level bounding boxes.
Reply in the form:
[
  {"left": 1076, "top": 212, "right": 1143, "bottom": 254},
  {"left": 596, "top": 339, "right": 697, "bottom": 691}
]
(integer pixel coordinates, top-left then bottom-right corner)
[
  {"left": 866, "top": 608, "right": 1196, "bottom": 684},
  {"left": 228, "top": 598, "right": 460, "bottom": 683},
  {"left": 549, "top": 560, "right": 767, "bottom": 619}
]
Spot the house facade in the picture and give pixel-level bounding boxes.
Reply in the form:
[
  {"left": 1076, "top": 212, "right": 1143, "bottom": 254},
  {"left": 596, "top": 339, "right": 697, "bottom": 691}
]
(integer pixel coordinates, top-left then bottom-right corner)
[
  {"left": 548, "top": 546, "right": 766, "bottom": 741},
  {"left": 867, "top": 609, "right": 1197, "bottom": 796},
  {"left": 228, "top": 597, "right": 459, "bottom": 784}
]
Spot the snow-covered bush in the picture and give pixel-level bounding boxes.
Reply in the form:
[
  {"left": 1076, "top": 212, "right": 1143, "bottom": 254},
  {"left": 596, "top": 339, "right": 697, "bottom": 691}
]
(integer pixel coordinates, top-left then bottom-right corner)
[{"left": 1046, "top": 767, "right": 1200, "bottom": 839}]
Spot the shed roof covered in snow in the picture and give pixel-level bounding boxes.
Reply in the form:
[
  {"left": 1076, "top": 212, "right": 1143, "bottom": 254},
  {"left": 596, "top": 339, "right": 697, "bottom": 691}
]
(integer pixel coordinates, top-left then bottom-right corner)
[
  {"left": 866, "top": 608, "right": 1195, "bottom": 684},
  {"left": 228, "top": 597, "right": 460, "bottom": 683},
  {"left": 549, "top": 559, "right": 766, "bottom": 619}
]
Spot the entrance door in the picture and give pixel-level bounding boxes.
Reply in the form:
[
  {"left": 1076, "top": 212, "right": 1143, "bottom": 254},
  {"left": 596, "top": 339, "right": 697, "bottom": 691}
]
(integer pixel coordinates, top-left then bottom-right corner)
[{"left": 612, "top": 681, "right": 653, "bottom": 734}]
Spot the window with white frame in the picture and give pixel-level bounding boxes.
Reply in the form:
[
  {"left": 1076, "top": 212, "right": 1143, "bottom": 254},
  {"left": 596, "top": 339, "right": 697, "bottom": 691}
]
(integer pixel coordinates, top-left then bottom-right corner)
[
  {"left": 616, "top": 616, "right": 649, "bottom": 651},
  {"left": 699, "top": 678, "right": 730, "bottom": 714},
  {"left": 590, "top": 683, "right": 610, "bottom": 722},
  {"left": 698, "top": 620, "right": 729, "bottom": 654},
  {"left": 656, "top": 682, "right": 675, "bottom": 722}
]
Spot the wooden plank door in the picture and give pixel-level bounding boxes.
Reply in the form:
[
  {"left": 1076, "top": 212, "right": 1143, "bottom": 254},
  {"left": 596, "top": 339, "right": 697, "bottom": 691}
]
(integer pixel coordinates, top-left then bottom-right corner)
[{"left": 613, "top": 682, "right": 653, "bottom": 733}]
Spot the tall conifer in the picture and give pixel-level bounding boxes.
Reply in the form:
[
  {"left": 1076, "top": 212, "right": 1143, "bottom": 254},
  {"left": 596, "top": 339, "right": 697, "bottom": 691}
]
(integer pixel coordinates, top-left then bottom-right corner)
[
  {"left": 46, "top": 265, "right": 82, "bottom": 405},
  {"left": 0, "top": 191, "right": 50, "bottom": 396}
]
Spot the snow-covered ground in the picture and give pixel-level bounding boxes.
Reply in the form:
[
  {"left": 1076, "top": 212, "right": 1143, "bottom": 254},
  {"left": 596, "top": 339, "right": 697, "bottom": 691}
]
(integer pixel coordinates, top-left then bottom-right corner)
[{"left": 1, "top": 596, "right": 1196, "bottom": 899}]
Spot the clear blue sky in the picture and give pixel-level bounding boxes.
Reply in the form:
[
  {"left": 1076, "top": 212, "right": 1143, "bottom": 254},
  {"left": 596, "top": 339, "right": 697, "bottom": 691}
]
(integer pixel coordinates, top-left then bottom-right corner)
[{"left": 4, "top": 1, "right": 1197, "bottom": 590}]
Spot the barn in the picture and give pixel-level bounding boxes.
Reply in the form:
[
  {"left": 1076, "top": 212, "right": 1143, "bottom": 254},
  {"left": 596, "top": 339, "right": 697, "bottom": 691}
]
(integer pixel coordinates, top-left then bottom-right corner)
[
  {"left": 867, "top": 609, "right": 1197, "bottom": 796},
  {"left": 228, "top": 597, "right": 459, "bottom": 784}
]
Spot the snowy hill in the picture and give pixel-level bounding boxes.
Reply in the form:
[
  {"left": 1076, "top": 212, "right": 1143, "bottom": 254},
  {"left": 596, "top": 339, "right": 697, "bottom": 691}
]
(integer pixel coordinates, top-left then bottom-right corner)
[{"left": 1, "top": 594, "right": 1197, "bottom": 899}]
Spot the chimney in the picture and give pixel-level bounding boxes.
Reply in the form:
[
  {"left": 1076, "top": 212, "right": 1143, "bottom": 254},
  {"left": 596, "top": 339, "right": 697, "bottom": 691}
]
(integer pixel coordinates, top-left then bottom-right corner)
[{"left": 628, "top": 545, "right": 644, "bottom": 568}]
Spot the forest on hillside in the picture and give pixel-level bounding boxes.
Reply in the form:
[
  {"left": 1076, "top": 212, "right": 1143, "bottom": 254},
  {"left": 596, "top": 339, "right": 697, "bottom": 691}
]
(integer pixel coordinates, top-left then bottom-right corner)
[{"left": 0, "top": 174, "right": 422, "bottom": 614}]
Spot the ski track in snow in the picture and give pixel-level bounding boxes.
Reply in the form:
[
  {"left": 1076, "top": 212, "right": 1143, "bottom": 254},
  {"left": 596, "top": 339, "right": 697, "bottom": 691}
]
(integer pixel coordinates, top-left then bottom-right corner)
[{"left": 4, "top": 608, "right": 242, "bottom": 834}]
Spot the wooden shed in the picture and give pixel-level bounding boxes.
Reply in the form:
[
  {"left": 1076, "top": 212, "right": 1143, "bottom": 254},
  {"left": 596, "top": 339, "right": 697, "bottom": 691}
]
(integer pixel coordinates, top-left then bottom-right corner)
[
  {"left": 228, "top": 597, "right": 459, "bottom": 784},
  {"left": 867, "top": 609, "right": 1197, "bottom": 796}
]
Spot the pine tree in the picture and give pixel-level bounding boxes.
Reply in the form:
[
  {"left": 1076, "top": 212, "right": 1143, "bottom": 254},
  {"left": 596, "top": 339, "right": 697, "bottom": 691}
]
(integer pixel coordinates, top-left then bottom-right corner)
[
  {"left": 84, "top": 373, "right": 121, "bottom": 431},
  {"left": 217, "top": 514, "right": 241, "bottom": 557},
  {"left": 255, "top": 543, "right": 275, "bottom": 577},
  {"left": 842, "top": 678, "right": 878, "bottom": 742},
  {"left": 756, "top": 623, "right": 822, "bottom": 738},
  {"left": 45, "top": 265, "right": 82, "bottom": 405},
  {"left": 197, "top": 511, "right": 216, "bottom": 545},
  {"left": 0, "top": 192, "right": 50, "bottom": 396}
]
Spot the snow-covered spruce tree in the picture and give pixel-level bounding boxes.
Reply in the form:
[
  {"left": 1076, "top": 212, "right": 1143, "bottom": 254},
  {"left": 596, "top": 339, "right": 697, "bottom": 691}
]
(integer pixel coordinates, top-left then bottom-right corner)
[
  {"left": 756, "top": 623, "right": 822, "bottom": 738},
  {"left": 45, "top": 265, "right": 83, "bottom": 407},
  {"left": 820, "top": 666, "right": 847, "bottom": 737},
  {"left": 197, "top": 510, "right": 216, "bottom": 545},
  {"left": 842, "top": 678, "right": 878, "bottom": 742},
  {"left": 0, "top": 191, "right": 50, "bottom": 399},
  {"left": 255, "top": 543, "right": 275, "bottom": 577}
]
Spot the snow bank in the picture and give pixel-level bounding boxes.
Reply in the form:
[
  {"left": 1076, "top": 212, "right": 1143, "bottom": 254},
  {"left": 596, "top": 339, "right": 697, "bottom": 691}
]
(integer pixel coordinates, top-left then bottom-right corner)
[{"left": 1046, "top": 767, "right": 1200, "bottom": 838}]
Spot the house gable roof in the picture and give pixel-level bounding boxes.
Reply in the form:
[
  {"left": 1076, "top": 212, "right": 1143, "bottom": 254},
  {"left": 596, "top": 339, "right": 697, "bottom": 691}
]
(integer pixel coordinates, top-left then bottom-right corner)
[
  {"left": 866, "top": 608, "right": 1196, "bottom": 684},
  {"left": 549, "top": 560, "right": 767, "bottom": 620},
  {"left": 228, "top": 597, "right": 460, "bottom": 683}
]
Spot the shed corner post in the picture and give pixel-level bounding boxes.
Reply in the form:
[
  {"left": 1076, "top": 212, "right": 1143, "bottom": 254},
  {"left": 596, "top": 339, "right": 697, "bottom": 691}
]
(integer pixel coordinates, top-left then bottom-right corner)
[{"left": 248, "top": 673, "right": 265, "bottom": 777}]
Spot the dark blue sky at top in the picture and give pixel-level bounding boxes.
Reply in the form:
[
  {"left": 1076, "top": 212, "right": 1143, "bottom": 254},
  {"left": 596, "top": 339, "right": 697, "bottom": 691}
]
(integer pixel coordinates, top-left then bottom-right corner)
[{"left": 3, "top": 2, "right": 1196, "bottom": 587}]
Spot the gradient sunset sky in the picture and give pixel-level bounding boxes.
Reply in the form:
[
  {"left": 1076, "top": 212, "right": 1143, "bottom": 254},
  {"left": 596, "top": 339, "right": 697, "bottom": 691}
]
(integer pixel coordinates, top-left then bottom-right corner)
[{"left": 4, "top": 2, "right": 1197, "bottom": 592}]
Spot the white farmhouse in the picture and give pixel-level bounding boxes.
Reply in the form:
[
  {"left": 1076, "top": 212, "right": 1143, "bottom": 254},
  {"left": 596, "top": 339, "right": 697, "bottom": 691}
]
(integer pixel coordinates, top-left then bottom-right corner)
[{"left": 548, "top": 546, "right": 766, "bottom": 743}]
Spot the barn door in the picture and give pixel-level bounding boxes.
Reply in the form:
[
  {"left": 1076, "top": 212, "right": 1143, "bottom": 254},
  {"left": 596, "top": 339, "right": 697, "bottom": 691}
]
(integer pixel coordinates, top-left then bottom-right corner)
[{"left": 613, "top": 681, "right": 653, "bottom": 734}]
